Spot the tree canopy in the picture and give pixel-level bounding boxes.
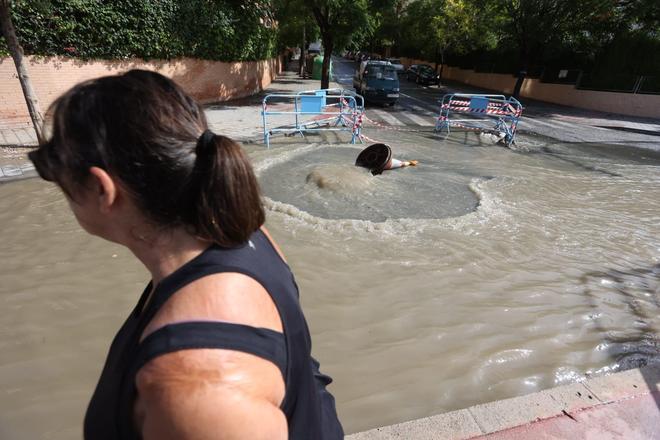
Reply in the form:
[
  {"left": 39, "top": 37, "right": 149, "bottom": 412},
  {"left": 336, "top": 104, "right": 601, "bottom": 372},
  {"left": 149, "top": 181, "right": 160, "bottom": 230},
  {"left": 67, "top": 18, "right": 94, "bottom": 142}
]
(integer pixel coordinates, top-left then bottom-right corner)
[{"left": 2, "top": 0, "right": 658, "bottom": 87}]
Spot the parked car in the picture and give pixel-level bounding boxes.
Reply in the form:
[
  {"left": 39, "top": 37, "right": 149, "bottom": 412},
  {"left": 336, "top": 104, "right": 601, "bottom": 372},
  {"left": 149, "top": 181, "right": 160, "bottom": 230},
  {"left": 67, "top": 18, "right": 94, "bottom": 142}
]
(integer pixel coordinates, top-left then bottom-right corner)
[
  {"left": 353, "top": 60, "right": 400, "bottom": 105},
  {"left": 386, "top": 58, "right": 405, "bottom": 72},
  {"left": 405, "top": 64, "right": 421, "bottom": 80},
  {"left": 406, "top": 64, "right": 440, "bottom": 85}
]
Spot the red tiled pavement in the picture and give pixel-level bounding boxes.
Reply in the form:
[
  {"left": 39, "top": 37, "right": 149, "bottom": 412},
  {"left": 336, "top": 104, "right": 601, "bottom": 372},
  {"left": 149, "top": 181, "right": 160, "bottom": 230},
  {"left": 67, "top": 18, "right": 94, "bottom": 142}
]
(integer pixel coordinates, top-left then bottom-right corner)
[{"left": 479, "top": 392, "right": 660, "bottom": 440}]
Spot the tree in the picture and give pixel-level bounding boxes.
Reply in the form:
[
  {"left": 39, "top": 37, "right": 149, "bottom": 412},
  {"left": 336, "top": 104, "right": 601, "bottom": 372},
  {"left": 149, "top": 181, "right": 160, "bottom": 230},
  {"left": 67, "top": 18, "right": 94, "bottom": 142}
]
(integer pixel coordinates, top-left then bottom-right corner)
[
  {"left": 489, "top": 0, "right": 613, "bottom": 97},
  {"left": 275, "top": 0, "right": 319, "bottom": 75},
  {"left": 400, "top": 0, "right": 496, "bottom": 78},
  {"left": 307, "top": 0, "right": 374, "bottom": 89},
  {"left": 0, "top": 0, "right": 44, "bottom": 143},
  {"left": 368, "top": 0, "right": 407, "bottom": 56},
  {"left": 431, "top": 0, "right": 497, "bottom": 78}
]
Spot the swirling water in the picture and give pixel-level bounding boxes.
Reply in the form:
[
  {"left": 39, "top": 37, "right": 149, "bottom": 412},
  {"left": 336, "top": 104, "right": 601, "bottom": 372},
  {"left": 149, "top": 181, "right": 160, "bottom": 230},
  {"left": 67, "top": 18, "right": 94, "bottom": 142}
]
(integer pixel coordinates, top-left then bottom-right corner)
[{"left": 0, "top": 131, "right": 658, "bottom": 437}]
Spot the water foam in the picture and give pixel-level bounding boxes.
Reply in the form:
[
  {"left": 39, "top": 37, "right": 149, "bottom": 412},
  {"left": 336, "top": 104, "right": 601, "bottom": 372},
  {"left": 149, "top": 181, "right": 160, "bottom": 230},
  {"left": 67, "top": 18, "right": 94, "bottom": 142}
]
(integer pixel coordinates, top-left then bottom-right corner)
[{"left": 255, "top": 141, "right": 524, "bottom": 240}]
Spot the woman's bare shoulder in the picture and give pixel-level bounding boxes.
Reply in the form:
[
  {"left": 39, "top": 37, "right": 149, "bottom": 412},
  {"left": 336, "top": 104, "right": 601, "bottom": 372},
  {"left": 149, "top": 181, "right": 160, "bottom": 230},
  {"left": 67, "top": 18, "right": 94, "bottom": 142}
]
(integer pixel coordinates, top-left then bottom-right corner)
[
  {"left": 135, "top": 348, "right": 287, "bottom": 439},
  {"left": 134, "top": 271, "right": 287, "bottom": 439}
]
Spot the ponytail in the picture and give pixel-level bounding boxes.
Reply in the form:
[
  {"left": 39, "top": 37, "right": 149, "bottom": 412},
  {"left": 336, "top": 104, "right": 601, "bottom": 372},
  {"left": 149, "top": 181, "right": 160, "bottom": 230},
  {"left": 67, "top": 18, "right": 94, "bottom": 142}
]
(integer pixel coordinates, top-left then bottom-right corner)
[{"left": 185, "top": 130, "right": 265, "bottom": 247}]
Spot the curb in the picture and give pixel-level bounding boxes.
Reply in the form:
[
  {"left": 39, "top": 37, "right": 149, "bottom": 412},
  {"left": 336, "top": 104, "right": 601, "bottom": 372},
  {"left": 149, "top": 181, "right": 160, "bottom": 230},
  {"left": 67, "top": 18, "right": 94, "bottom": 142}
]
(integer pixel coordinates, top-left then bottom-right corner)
[
  {"left": 0, "top": 163, "right": 37, "bottom": 183},
  {"left": 346, "top": 365, "right": 660, "bottom": 439}
]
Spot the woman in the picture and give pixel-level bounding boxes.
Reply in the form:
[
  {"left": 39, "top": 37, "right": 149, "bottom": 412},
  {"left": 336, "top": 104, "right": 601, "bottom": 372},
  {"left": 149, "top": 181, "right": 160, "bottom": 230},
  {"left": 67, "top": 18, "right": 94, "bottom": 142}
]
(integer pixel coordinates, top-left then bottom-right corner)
[{"left": 28, "top": 70, "right": 343, "bottom": 439}]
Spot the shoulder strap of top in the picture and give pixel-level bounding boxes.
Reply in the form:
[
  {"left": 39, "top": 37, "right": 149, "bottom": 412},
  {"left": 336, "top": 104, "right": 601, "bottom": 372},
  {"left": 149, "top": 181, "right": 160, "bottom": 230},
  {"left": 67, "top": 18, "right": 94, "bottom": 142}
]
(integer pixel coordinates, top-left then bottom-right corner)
[
  {"left": 140, "top": 262, "right": 267, "bottom": 328},
  {"left": 140, "top": 230, "right": 284, "bottom": 326},
  {"left": 134, "top": 321, "right": 287, "bottom": 377}
]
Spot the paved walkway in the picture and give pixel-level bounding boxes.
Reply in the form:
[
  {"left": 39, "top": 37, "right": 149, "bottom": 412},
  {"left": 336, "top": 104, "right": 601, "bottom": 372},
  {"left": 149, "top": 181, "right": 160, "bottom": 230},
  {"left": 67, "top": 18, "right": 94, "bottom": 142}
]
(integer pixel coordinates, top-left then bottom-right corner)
[
  {"left": 0, "top": 125, "right": 37, "bottom": 147},
  {"left": 203, "top": 64, "right": 341, "bottom": 142},
  {"left": 0, "top": 63, "right": 333, "bottom": 182}
]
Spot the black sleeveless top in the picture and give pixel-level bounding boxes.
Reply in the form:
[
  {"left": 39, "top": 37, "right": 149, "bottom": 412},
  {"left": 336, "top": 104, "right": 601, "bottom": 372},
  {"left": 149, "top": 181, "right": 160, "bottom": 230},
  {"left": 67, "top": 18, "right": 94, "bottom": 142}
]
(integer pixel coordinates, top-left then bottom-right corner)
[{"left": 84, "top": 229, "right": 343, "bottom": 439}]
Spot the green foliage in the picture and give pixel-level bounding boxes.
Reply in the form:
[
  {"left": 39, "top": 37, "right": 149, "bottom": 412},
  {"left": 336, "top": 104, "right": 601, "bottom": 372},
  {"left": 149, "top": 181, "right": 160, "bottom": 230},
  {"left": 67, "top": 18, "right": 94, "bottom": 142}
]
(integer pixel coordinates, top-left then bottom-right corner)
[
  {"left": 399, "top": 0, "right": 497, "bottom": 61},
  {"left": 369, "top": 0, "right": 405, "bottom": 53},
  {"left": 308, "top": 0, "right": 374, "bottom": 50},
  {"left": 273, "top": 0, "right": 374, "bottom": 55},
  {"left": 3, "top": 0, "right": 657, "bottom": 79},
  {"left": 273, "top": 0, "right": 319, "bottom": 50},
  {"left": 0, "top": 0, "right": 279, "bottom": 61},
  {"left": 393, "top": 0, "right": 660, "bottom": 78}
]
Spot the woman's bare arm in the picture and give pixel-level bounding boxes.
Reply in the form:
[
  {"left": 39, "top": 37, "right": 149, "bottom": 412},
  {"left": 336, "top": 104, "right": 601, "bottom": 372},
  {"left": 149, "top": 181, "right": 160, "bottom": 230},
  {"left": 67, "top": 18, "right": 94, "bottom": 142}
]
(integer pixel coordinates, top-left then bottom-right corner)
[
  {"left": 135, "top": 272, "right": 287, "bottom": 439},
  {"left": 135, "top": 349, "right": 287, "bottom": 440}
]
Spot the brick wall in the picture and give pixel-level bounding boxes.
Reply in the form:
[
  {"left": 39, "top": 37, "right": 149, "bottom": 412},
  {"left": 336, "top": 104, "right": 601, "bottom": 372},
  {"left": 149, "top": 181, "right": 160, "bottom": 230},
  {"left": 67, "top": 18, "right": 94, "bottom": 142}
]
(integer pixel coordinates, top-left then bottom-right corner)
[{"left": 0, "top": 56, "right": 282, "bottom": 129}]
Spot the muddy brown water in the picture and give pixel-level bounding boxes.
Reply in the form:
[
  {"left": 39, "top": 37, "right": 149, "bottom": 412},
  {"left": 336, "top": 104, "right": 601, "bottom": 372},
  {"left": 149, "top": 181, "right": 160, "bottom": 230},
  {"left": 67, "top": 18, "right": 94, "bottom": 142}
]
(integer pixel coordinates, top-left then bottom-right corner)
[{"left": 1, "top": 131, "right": 659, "bottom": 438}]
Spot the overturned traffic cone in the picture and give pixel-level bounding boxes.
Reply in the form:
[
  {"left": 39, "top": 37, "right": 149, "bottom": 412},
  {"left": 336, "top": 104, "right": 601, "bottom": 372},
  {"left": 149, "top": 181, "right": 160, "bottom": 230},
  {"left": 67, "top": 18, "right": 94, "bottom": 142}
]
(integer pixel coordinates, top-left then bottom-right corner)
[
  {"left": 387, "top": 158, "right": 419, "bottom": 170},
  {"left": 355, "top": 143, "right": 418, "bottom": 175}
]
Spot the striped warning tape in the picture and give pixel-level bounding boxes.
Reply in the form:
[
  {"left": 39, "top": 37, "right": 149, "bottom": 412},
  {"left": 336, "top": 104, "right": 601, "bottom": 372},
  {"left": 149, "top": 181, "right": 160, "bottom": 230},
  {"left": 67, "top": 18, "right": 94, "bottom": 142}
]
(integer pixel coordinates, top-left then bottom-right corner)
[
  {"left": 441, "top": 105, "right": 520, "bottom": 117},
  {"left": 442, "top": 103, "right": 522, "bottom": 117}
]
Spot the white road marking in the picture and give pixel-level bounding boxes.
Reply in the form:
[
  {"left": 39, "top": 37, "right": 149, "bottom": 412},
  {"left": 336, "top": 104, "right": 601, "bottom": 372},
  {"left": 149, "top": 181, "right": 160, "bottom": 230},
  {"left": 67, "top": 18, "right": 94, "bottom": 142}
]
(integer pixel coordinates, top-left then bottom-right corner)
[
  {"left": 371, "top": 109, "right": 406, "bottom": 126},
  {"left": 403, "top": 112, "right": 435, "bottom": 126},
  {"left": 408, "top": 104, "right": 437, "bottom": 115},
  {"left": 400, "top": 92, "right": 440, "bottom": 107}
]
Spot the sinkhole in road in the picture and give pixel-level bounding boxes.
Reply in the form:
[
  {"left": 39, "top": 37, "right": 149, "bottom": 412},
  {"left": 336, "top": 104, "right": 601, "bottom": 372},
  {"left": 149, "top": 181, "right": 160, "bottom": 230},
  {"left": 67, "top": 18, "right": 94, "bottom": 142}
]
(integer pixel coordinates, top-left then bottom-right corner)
[{"left": 258, "top": 144, "right": 481, "bottom": 222}]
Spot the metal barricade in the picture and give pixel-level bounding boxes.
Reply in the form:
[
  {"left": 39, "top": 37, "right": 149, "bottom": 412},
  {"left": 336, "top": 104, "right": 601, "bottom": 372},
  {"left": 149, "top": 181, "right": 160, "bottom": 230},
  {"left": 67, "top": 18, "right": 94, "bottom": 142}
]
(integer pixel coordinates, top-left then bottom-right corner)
[
  {"left": 261, "top": 88, "right": 365, "bottom": 148},
  {"left": 435, "top": 94, "right": 523, "bottom": 146}
]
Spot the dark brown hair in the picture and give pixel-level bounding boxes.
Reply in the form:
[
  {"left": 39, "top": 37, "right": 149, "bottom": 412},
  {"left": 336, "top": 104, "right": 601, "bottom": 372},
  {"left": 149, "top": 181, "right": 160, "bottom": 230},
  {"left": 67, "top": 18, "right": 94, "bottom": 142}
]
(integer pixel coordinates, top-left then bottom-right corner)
[{"left": 28, "top": 69, "right": 265, "bottom": 247}]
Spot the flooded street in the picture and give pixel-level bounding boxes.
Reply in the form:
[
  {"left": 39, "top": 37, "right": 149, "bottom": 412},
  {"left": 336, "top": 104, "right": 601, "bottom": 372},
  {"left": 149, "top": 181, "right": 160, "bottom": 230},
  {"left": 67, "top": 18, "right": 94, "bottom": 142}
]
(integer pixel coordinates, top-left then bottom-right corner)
[
  {"left": 254, "top": 129, "right": 660, "bottom": 431},
  {"left": 1, "top": 128, "right": 659, "bottom": 437}
]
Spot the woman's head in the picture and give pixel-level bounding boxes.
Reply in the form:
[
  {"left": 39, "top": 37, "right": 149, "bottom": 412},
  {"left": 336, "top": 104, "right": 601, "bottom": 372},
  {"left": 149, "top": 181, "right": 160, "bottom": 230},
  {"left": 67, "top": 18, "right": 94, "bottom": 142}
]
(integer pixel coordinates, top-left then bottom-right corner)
[{"left": 29, "top": 69, "right": 264, "bottom": 247}]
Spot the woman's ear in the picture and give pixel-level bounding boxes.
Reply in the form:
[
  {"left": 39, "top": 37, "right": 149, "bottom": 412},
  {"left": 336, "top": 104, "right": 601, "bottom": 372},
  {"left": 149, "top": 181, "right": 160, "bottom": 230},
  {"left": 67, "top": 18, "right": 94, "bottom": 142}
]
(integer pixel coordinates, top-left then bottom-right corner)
[{"left": 88, "top": 166, "right": 118, "bottom": 214}]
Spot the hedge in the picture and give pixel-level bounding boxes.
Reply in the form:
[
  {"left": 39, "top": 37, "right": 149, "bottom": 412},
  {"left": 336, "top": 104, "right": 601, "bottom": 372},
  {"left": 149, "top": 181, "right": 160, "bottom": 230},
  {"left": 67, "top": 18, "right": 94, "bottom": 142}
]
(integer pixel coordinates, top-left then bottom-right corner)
[{"left": 0, "top": 0, "right": 278, "bottom": 61}]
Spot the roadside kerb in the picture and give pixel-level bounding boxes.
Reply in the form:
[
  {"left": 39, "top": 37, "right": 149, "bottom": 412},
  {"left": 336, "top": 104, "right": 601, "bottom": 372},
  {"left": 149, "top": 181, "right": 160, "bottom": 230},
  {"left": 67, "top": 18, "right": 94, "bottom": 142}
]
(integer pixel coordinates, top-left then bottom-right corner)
[
  {"left": 0, "top": 163, "right": 37, "bottom": 183},
  {"left": 346, "top": 365, "right": 659, "bottom": 439}
]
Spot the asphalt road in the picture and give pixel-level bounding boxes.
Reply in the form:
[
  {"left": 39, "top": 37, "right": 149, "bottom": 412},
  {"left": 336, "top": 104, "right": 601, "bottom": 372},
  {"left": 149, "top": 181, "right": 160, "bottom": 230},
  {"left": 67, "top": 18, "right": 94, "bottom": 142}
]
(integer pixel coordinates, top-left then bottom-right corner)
[
  {"left": 332, "top": 57, "right": 446, "bottom": 130},
  {"left": 332, "top": 56, "right": 660, "bottom": 152}
]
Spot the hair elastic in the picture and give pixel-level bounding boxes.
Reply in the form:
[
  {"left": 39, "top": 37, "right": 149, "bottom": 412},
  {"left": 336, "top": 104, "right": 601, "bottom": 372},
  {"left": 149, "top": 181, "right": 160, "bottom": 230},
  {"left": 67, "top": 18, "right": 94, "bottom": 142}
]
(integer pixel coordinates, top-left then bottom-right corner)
[{"left": 196, "top": 129, "right": 216, "bottom": 157}]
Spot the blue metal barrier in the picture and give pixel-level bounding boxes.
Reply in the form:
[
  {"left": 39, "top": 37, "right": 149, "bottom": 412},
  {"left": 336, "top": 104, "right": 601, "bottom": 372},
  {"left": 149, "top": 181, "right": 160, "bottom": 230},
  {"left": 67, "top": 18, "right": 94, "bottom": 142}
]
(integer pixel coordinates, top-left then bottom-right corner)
[
  {"left": 261, "top": 88, "right": 364, "bottom": 148},
  {"left": 435, "top": 94, "right": 523, "bottom": 146}
]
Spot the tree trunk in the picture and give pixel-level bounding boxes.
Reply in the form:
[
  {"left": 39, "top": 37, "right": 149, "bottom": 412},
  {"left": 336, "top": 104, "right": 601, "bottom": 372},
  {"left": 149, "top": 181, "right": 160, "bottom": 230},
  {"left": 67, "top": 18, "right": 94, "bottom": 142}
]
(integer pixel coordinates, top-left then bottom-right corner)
[
  {"left": 0, "top": 0, "right": 45, "bottom": 143},
  {"left": 512, "top": 48, "right": 529, "bottom": 99},
  {"left": 299, "top": 25, "right": 307, "bottom": 77},
  {"left": 439, "top": 49, "right": 445, "bottom": 82},
  {"left": 320, "top": 37, "right": 333, "bottom": 90},
  {"left": 512, "top": 37, "right": 531, "bottom": 99},
  {"left": 299, "top": 44, "right": 305, "bottom": 76},
  {"left": 512, "top": 70, "right": 526, "bottom": 99}
]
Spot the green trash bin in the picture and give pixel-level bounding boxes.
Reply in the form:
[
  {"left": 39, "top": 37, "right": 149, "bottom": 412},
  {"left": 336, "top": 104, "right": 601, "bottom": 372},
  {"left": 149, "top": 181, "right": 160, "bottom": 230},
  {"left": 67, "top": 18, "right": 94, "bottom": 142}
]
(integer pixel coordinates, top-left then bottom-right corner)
[{"left": 311, "top": 55, "right": 333, "bottom": 81}]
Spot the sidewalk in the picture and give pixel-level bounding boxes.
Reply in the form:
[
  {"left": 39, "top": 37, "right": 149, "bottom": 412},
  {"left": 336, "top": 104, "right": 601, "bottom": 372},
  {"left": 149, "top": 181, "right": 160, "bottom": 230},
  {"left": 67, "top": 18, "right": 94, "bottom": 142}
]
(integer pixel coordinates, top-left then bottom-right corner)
[
  {"left": 0, "top": 125, "right": 37, "bottom": 147},
  {"left": 203, "top": 61, "right": 341, "bottom": 142},
  {"left": 346, "top": 365, "right": 660, "bottom": 440},
  {"left": 0, "top": 61, "right": 333, "bottom": 182}
]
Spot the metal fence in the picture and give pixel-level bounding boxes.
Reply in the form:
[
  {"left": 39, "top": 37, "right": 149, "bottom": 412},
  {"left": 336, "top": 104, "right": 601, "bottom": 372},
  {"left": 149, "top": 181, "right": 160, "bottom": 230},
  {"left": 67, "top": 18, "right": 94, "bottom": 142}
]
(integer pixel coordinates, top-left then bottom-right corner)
[
  {"left": 540, "top": 68, "right": 582, "bottom": 85},
  {"left": 447, "top": 59, "right": 660, "bottom": 95},
  {"left": 577, "top": 73, "right": 660, "bottom": 94},
  {"left": 435, "top": 93, "right": 523, "bottom": 146},
  {"left": 261, "top": 88, "right": 364, "bottom": 148}
]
